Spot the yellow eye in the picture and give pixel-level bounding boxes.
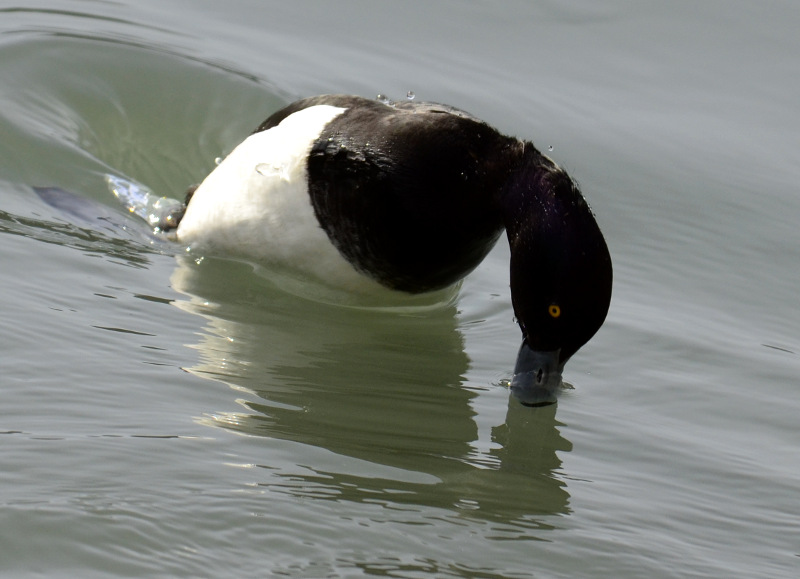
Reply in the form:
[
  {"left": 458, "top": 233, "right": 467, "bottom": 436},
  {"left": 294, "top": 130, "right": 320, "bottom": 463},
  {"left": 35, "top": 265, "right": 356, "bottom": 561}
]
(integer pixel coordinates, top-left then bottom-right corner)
[{"left": 548, "top": 304, "right": 561, "bottom": 318}]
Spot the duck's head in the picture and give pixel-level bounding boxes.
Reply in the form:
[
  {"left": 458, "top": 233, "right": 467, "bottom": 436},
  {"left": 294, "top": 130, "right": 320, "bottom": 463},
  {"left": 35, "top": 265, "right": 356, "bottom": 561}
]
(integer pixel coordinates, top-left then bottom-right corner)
[{"left": 501, "top": 147, "right": 612, "bottom": 406}]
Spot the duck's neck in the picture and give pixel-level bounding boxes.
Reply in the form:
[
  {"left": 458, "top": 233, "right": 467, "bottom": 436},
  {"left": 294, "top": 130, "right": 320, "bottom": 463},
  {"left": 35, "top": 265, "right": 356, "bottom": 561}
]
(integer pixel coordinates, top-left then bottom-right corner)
[
  {"left": 497, "top": 142, "right": 612, "bottom": 350},
  {"left": 497, "top": 143, "right": 581, "bottom": 246}
]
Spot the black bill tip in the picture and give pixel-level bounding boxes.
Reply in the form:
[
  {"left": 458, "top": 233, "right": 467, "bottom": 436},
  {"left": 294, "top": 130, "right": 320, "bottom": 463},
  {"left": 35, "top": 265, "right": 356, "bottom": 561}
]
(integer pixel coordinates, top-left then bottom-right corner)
[{"left": 510, "top": 343, "right": 563, "bottom": 406}]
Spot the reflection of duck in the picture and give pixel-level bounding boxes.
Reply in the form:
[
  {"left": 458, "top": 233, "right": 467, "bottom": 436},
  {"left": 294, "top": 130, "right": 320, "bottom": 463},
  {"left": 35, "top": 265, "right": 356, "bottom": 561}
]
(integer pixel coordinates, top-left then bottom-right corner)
[
  {"left": 173, "top": 95, "right": 613, "bottom": 405},
  {"left": 170, "top": 255, "right": 572, "bottom": 523}
]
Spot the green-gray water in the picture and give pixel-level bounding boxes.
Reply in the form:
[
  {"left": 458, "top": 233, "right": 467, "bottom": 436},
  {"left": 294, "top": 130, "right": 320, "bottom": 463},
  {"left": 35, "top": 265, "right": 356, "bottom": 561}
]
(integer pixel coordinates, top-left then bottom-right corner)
[{"left": 2, "top": 2, "right": 799, "bottom": 577}]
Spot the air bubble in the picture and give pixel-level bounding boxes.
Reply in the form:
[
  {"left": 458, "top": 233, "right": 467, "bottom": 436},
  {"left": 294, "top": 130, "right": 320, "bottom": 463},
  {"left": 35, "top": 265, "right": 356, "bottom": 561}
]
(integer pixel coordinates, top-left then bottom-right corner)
[
  {"left": 214, "top": 157, "right": 223, "bottom": 165},
  {"left": 376, "top": 94, "right": 393, "bottom": 105},
  {"left": 406, "top": 91, "right": 415, "bottom": 101},
  {"left": 548, "top": 145, "right": 554, "bottom": 152}
]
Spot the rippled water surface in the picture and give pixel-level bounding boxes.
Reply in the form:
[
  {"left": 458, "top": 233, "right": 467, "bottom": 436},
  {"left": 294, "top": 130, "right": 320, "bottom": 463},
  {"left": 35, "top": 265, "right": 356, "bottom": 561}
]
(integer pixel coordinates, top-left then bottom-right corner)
[{"left": 2, "top": 1, "right": 799, "bottom": 577}]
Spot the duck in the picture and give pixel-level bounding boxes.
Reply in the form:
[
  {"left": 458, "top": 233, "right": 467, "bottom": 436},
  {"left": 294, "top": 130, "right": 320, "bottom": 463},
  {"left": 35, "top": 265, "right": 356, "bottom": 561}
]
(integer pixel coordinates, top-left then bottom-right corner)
[{"left": 171, "top": 94, "right": 613, "bottom": 406}]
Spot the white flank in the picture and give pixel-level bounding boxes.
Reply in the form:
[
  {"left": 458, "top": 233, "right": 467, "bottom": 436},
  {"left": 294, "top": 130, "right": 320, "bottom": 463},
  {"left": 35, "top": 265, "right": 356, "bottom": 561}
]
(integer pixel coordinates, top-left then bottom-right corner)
[{"left": 177, "top": 105, "right": 389, "bottom": 293}]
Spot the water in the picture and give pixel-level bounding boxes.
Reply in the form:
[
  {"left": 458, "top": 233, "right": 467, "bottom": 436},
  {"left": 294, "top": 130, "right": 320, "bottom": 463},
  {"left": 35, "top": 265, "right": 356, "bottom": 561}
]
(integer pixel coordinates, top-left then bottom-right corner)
[{"left": 2, "top": 1, "right": 799, "bottom": 577}]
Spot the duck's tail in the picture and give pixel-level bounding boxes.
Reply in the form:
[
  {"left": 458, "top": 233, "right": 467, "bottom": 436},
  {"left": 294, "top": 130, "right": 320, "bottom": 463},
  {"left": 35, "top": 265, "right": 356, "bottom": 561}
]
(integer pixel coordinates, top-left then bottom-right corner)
[{"left": 105, "top": 174, "right": 185, "bottom": 233}]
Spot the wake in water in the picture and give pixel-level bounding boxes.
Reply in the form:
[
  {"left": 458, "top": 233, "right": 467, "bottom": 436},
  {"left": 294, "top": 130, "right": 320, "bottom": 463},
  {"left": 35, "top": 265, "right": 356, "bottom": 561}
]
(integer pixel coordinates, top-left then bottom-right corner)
[{"left": 29, "top": 175, "right": 189, "bottom": 264}]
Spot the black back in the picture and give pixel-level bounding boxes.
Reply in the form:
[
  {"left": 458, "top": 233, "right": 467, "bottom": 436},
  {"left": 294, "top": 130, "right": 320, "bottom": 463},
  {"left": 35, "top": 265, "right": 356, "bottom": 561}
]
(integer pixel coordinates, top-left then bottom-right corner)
[{"left": 256, "top": 95, "right": 524, "bottom": 293}]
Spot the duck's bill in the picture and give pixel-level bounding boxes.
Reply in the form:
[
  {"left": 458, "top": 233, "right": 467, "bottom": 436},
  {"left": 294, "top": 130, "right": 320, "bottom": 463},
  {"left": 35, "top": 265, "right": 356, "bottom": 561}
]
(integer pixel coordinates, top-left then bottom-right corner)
[{"left": 510, "top": 344, "right": 563, "bottom": 407}]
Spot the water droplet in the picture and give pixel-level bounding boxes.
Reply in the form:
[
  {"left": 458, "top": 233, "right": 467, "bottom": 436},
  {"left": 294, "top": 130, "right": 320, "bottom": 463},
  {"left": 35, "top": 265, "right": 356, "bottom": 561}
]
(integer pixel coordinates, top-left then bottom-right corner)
[
  {"left": 143, "top": 196, "right": 184, "bottom": 229},
  {"left": 255, "top": 162, "right": 288, "bottom": 180},
  {"left": 548, "top": 145, "right": 554, "bottom": 152},
  {"left": 214, "top": 157, "right": 223, "bottom": 165},
  {"left": 255, "top": 163, "right": 272, "bottom": 176},
  {"left": 376, "top": 94, "right": 393, "bottom": 105},
  {"left": 406, "top": 90, "right": 415, "bottom": 101}
]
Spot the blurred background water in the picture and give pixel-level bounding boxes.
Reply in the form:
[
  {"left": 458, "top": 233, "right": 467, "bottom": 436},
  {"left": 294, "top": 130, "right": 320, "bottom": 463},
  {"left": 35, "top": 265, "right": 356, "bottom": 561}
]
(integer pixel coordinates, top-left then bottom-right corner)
[{"left": 1, "top": 1, "right": 799, "bottom": 577}]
